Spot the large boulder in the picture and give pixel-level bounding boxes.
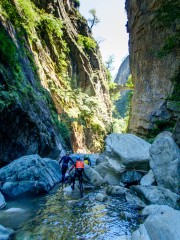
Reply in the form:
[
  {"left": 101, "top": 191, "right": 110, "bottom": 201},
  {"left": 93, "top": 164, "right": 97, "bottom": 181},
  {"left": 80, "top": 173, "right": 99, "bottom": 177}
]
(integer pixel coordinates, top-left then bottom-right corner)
[
  {"left": 130, "top": 209, "right": 180, "bottom": 240},
  {"left": 84, "top": 164, "right": 104, "bottom": 187},
  {"left": 131, "top": 185, "right": 180, "bottom": 209},
  {"left": 0, "top": 208, "right": 29, "bottom": 230},
  {"left": 0, "top": 154, "right": 61, "bottom": 199},
  {"left": 150, "top": 133, "right": 180, "bottom": 193},
  {"left": 105, "top": 133, "right": 151, "bottom": 170},
  {"left": 143, "top": 209, "right": 180, "bottom": 240},
  {"left": 95, "top": 162, "right": 122, "bottom": 185},
  {"left": 141, "top": 204, "right": 174, "bottom": 217}
]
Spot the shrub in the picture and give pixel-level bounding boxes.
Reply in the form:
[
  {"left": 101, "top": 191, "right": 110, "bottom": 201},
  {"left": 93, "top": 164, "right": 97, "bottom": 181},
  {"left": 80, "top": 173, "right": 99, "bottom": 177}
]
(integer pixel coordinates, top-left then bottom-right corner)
[{"left": 77, "top": 34, "right": 97, "bottom": 51}]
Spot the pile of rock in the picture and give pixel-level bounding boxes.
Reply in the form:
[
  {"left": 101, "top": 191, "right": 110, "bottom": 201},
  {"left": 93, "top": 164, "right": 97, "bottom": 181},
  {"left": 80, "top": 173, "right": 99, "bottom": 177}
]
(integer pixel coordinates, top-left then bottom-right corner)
[{"left": 94, "top": 132, "right": 180, "bottom": 239}]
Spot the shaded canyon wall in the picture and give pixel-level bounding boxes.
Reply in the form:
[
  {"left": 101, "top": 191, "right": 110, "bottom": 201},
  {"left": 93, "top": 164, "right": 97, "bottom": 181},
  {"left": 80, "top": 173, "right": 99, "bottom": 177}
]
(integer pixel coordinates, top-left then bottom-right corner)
[{"left": 126, "top": 0, "right": 180, "bottom": 144}]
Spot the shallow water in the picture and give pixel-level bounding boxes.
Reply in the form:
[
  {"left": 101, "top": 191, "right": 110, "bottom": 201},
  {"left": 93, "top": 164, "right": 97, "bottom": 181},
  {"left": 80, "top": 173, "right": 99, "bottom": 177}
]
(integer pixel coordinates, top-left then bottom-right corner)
[{"left": 1, "top": 185, "right": 142, "bottom": 240}]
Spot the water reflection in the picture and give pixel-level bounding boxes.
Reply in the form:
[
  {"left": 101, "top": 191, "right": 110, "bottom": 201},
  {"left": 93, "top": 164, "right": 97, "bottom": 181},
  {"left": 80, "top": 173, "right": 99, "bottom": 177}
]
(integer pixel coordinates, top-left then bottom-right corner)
[{"left": 1, "top": 185, "right": 142, "bottom": 239}]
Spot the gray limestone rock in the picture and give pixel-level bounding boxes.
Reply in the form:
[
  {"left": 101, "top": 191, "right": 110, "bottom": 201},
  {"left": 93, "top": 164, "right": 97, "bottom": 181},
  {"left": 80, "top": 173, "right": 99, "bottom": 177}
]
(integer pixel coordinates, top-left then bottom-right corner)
[
  {"left": 106, "top": 185, "right": 129, "bottom": 196},
  {"left": 84, "top": 164, "right": 104, "bottom": 187},
  {"left": 149, "top": 134, "right": 180, "bottom": 193},
  {"left": 126, "top": 193, "right": 146, "bottom": 210},
  {"left": 105, "top": 133, "right": 151, "bottom": 170},
  {"left": 0, "top": 154, "right": 61, "bottom": 199},
  {"left": 126, "top": 0, "right": 180, "bottom": 138},
  {"left": 130, "top": 209, "right": 180, "bottom": 240},
  {"left": 141, "top": 204, "right": 174, "bottom": 217},
  {"left": 95, "top": 162, "right": 122, "bottom": 185},
  {"left": 144, "top": 209, "right": 180, "bottom": 240},
  {"left": 131, "top": 185, "right": 180, "bottom": 210}
]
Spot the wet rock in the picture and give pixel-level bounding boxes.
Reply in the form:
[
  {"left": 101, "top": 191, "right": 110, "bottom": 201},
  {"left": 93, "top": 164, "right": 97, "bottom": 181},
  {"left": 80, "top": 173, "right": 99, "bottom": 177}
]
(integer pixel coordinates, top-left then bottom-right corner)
[
  {"left": 141, "top": 204, "right": 174, "bottom": 217},
  {"left": 149, "top": 134, "right": 180, "bottom": 193},
  {"left": 131, "top": 185, "right": 180, "bottom": 209},
  {"left": 95, "top": 162, "right": 122, "bottom": 185},
  {"left": 0, "top": 192, "right": 6, "bottom": 209},
  {"left": 131, "top": 223, "right": 150, "bottom": 240},
  {"left": 95, "top": 193, "right": 107, "bottom": 202},
  {"left": 0, "top": 224, "right": 14, "bottom": 240},
  {"left": 0, "top": 207, "right": 29, "bottom": 229},
  {"left": 140, "top": 170, "right": 156, "bottom": 186},
  {"left": 105, "top": 133, "right": 151, "bottom": 170},
  {"left": 132, "top": 209, "right": 180, "bottom": 240},
  {"left": 126, "top": 193, "right": 146, "bottom": 210},
  {"left": 106, "top": 185, "right": 129, "bottom": 196},
  {"left": 4, "top": 208, "right": 26, "bottom": 213},
  {"left": 121, "top": 171, "right": 144, "bottom": 186},
  {"left": 120, "top": 211, "right": 134, "bottom": 221},
  {"left": 96, "top": 153, "right": 108, "bottom": 165},
  {"left": 84, "top": 164, "right": 104, "bottom": 187},
  {"left": 0, "top": 154, "right": 61, "bottom": 199}
]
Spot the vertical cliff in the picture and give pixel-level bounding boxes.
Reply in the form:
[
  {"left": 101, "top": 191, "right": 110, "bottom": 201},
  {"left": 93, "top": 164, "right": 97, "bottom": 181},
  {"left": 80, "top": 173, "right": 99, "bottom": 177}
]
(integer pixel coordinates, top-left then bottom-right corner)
[
  {"left": 114, "top": 56, "right": 132, "bottom": 118},
  {"left": 0, "top": 0, "right": 111, "bottom": 166},
  {"left": 126, "top": 0, "right": 180, "bottom": 143},
  {"left": 114, "top": 56, "right": 130, "bottom": 85}
]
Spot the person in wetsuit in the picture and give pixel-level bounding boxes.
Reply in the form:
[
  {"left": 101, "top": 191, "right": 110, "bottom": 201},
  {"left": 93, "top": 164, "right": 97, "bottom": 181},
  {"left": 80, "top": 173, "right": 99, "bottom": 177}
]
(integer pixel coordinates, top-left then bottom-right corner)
[
  {"left": 68, "top": 156, "right": 84, "bottom": 191},
  {"left": 59, "top": 151, "right": 74, "bottom": 183}
]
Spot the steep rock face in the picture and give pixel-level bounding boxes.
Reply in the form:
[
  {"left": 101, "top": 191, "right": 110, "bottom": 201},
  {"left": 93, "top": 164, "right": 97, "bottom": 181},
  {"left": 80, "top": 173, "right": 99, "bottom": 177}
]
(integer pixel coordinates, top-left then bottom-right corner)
[
  {"left": 0, "top": 0, "right": 111, "bottom": 166},
  {"left": 114, "top": 56, "right": 132, "bottom": 118},
  {"left": 126, "top": 0, "right": 180, "bottom": 143},
  {"left": 0, "top": 19, "right": 64, "bottom": 167},
  {"left": 114, "top": 56, "right": 130, "bottom": 85}
]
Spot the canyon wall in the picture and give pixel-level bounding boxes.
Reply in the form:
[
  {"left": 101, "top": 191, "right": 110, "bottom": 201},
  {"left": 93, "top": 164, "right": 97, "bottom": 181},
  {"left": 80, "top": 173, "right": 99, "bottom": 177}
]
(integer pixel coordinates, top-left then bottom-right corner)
[
  {"left": 126, "top": 0, "right": 180, "bottom": 144},
  {"left": 0, "top": 0, "right": 111, "bottom": 166},
  {"left": 114, "top": 56, "right": 130, "bottom": 86}
]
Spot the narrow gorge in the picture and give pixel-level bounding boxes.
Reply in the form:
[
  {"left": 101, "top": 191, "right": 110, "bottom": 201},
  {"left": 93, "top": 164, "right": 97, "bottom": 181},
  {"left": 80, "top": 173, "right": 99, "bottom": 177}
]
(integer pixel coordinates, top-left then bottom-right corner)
[{"left": 0, "top": 0, "right": 179, "bottom": 240}]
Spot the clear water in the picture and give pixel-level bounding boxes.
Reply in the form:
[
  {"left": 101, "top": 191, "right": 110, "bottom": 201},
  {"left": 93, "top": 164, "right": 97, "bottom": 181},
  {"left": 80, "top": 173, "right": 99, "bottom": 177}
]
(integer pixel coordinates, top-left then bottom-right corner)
[{"left": 0, "top": 185, "right": 142, "bottom": 240}]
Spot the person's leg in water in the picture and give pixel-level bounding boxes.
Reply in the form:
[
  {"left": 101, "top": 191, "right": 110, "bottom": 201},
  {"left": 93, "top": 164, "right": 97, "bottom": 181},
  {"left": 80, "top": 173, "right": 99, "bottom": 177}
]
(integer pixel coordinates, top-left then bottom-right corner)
[
  {"left": 71, "top": 171, "right": 77, "bottom": 190},
  {"left": 78, "top": 171, "right": 83, "bottom": 197},
  {"left": 61, "top": 166, "right": 68, "bottom": 183}
]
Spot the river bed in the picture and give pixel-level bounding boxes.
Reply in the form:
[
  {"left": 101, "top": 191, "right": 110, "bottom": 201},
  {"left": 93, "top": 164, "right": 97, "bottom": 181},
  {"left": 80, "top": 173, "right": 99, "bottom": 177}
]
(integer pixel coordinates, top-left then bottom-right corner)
[{"left": 0, "top": 184, "right": 143, "bottom": 239}]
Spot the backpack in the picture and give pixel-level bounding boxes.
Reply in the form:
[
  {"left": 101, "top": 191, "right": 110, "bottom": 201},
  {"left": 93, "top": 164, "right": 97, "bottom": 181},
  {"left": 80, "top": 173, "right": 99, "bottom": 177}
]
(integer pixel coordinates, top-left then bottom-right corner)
[
  {"left": 75, "top": 161, "right": 84, "bottom": 172},
  {"left": 84, "top": 159, "right": 89, "bottom": 165}
]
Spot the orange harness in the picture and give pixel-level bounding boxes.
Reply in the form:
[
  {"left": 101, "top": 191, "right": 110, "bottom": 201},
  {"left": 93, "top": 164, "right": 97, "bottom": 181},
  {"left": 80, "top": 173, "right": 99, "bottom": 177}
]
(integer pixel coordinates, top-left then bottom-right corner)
[{"left": 75, "top": 161, "right": 84, "bottom": 169}]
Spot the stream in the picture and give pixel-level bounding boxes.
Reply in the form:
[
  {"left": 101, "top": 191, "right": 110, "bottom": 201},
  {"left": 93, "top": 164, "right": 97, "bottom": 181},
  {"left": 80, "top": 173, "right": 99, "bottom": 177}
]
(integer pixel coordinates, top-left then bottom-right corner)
[{"left": 0, "top": 184, "right": 143, "bottom": 240}]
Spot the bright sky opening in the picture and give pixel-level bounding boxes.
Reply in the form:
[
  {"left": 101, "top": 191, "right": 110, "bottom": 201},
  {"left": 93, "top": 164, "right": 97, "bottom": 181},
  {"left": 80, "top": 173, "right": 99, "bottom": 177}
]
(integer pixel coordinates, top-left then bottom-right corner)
[{"left": 79, "top": 0, "right": 129, "bottom": 79}]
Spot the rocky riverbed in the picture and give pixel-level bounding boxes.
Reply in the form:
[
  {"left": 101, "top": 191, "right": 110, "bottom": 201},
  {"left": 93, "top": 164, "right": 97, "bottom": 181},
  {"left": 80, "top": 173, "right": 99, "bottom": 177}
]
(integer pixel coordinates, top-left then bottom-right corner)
[
  {"left": 0, "top": 185, "right": 143, "bottom": 240},
  {"left": 0, "top": 132, "right": 180, "bottom": 240}
]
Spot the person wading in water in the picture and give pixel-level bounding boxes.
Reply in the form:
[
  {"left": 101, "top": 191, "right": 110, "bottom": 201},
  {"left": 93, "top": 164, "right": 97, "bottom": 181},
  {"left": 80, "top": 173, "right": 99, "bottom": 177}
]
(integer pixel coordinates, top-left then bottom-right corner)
[
  {"left": 68, "top": 156, "right": 84, "bottom": 197},
  {"left": 59, "top": 151, "right": 74, "bottom": 183}
]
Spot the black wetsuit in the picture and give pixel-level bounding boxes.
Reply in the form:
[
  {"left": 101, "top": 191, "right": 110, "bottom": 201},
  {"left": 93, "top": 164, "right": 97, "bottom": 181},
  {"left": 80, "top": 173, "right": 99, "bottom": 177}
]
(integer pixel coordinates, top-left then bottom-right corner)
[{"left": 59, "top": 155, "right": 74, "bottom": 183}]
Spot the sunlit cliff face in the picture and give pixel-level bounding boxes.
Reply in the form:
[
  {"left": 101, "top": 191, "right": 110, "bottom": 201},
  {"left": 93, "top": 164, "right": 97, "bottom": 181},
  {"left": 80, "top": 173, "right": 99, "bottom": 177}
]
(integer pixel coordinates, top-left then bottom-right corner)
[{"left": 0, "top": 0, "right": 112, "bottom": 165}]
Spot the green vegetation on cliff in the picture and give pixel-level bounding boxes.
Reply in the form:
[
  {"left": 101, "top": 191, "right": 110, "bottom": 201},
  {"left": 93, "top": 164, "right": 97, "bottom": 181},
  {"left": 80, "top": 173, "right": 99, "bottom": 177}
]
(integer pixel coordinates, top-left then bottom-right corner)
[
  {"left": 156, "top": 0, "right": 180, "bottom": 57},
  {"left": 0, "top": 0, "right": 112, "bottom": 153}
]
